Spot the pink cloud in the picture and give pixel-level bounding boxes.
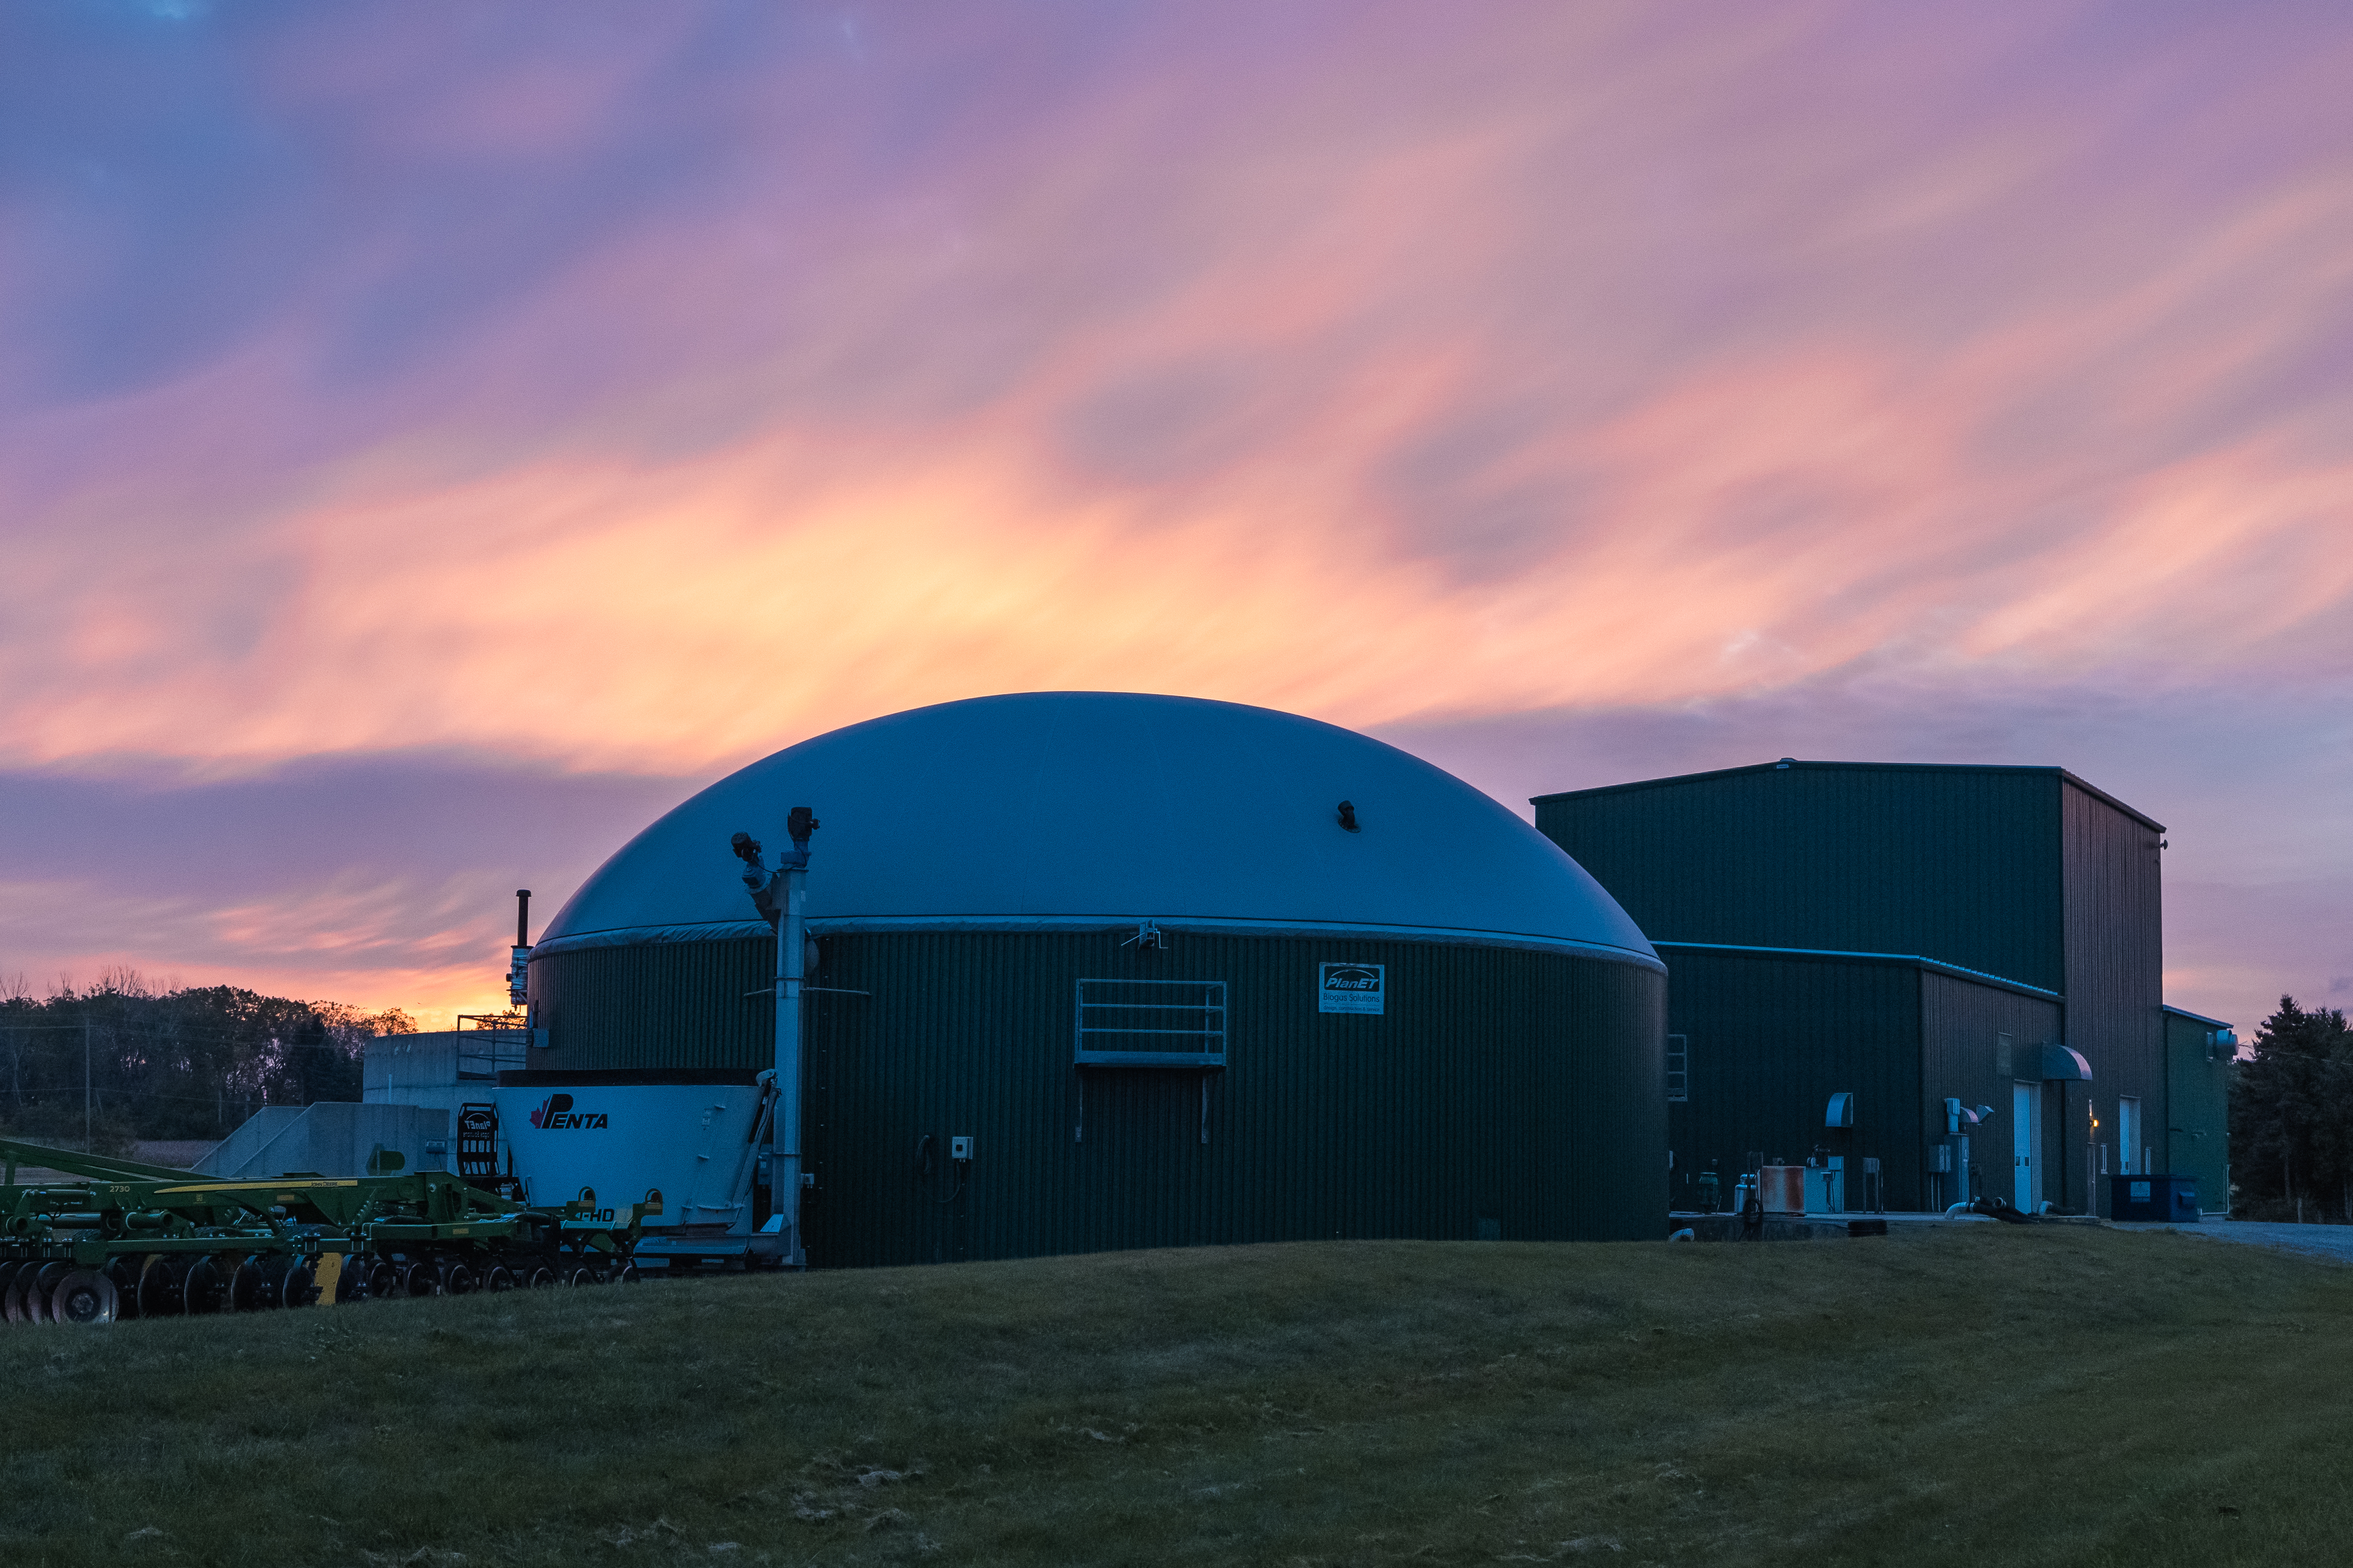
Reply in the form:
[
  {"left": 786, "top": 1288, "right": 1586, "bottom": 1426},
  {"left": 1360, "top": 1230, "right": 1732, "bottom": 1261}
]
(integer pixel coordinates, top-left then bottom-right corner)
[{"left": 0, "top": 1, "right": 2347, "bottom": 1018}]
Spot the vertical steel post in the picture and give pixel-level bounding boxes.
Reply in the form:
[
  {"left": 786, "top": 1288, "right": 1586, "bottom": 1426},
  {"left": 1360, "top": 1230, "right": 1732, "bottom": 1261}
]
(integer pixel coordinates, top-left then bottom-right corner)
[
  {"left": 733, "top": 809, "right": 815, "bottom": 1267},
  {"left": 84, "top": 1019, "right": 91, "bottom": 1151},
  {"left": 775, "top": 847, "right": 807, "bottom": 1260},
  {"left": 771, "top": 806, "right": 816, "bottom": 1266}
]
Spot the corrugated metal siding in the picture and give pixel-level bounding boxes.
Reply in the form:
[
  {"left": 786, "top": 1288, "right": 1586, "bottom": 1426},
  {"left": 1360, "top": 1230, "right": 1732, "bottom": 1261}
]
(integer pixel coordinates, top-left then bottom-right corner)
[
  {"left": 2164, "top": 1012, "right": 2230, "bottom": 1207},
  {"left": 2060, "top": 779, "right": 2166, "bottom": 1215},
  {"left": 1535, "top": 764, "right": 2066, "bottom": 993},
  {"left": 538, "top": 929, "right": 1663, "bottom": 1261},
  {"left": 532, "top": 936, "right": 774, "bottom": 1069},
  {"left": 1657, "top": 947, "right": 1925, "bottom": 1211},
  {"left": 1918, "top": 969, "right": 2064, "bottom": 1205},
  {"left": 1531, "top": 761, "right": 2168, "bottom": 1215}
]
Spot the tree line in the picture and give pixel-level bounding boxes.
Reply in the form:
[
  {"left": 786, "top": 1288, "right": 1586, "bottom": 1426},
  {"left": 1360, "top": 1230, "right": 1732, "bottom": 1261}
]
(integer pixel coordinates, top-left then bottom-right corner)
[
  {"left": 0, "top": 970, "right": 415, "bottom": 1155},
  {"left": 2230, "top": 995, "right": 2353, "bottom": 1222}
]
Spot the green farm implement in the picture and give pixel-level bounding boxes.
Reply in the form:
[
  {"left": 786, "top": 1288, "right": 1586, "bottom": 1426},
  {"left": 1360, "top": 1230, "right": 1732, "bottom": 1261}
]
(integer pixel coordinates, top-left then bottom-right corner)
[{"left": 0, "top": 1138, "right": 657, "bottom": 1327}]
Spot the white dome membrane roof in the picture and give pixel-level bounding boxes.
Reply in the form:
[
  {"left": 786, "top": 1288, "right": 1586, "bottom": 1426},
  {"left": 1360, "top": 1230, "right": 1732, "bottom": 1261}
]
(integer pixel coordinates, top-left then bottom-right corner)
[{"left": 537, "top": 693, "right": 1658, "bottom": 966}]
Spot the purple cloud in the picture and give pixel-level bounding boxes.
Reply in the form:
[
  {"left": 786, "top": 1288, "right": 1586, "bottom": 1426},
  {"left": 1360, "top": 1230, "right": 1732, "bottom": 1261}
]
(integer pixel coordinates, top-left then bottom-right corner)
[{"left": 0, "top": 1, "right": 2345, "bottom": 1022}]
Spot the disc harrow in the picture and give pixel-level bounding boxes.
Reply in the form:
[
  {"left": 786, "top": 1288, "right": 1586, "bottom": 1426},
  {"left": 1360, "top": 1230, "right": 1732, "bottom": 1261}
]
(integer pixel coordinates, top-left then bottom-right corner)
[{"left": 0, "top": 1137, "right": 655, "bottom": 1327}]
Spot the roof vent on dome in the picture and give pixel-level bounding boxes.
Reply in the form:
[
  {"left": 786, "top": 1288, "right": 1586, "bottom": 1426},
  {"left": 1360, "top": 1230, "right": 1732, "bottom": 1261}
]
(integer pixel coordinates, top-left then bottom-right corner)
[{"left": 1336, "top": 800, "right": 1360, "bottom": 832}]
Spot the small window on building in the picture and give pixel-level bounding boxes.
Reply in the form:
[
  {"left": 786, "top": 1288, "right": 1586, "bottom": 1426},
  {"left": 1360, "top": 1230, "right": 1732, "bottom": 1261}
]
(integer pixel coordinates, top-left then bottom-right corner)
[
  {"left": 1997, "top": 1031, "right": 2015, "bottom": 1078},
  {"left": 1666, "top": 1034, "right": 1689, "bottom": 1103},
  {"left": 1075, "top": 979, "right": 1227, "bottom": 1068}
]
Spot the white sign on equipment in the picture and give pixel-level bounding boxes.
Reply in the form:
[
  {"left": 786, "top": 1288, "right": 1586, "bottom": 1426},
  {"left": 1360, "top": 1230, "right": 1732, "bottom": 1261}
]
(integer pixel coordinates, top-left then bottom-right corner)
[{"left": 1318, "top": 962, "right": 1385, "bottom": 1014}]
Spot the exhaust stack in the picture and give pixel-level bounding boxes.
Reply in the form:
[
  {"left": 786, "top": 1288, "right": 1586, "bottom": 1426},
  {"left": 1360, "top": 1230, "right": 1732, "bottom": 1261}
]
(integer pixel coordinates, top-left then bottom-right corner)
[{"left": 508, "top": 889, "right": 532, "bottom": 1009}]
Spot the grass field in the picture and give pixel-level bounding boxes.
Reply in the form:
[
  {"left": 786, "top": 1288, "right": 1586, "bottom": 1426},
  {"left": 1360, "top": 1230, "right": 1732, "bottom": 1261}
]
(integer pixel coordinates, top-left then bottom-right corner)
[{"left": 5, "top": 1226, "right": 2351, "bottom": 1567}]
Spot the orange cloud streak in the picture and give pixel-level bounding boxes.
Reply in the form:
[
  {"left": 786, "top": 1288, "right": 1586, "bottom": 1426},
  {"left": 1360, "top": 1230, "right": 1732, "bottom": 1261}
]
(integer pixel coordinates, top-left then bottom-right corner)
[{"left": 1, "top": 0, "right": 2347, "bottom": 785}]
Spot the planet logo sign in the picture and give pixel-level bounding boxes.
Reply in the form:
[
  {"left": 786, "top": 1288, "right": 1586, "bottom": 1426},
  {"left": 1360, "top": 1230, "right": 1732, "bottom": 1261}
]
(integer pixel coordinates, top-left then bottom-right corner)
[
  {"left": 529, "top": 1092, "right": 609, "bottom": 1130},
  {"left": 1318, "top": 962, "right": 1385, "bottom": 1015}
]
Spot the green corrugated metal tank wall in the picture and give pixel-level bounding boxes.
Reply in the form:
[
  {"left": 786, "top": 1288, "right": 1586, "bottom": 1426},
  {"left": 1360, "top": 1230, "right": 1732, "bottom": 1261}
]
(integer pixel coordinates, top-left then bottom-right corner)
[
  {"left": 535, "top": 929, "right": 1662, "bottom": 1260},
  {"left": 527, "top": 693, "right": 1670, "bottom": 1261}
]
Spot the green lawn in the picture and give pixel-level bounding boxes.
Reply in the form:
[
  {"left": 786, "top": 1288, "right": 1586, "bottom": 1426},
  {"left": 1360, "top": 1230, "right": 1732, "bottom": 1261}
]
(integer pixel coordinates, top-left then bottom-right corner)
[{"left": 4, "top": 1227, "right": 2348, "bottom": 1567}]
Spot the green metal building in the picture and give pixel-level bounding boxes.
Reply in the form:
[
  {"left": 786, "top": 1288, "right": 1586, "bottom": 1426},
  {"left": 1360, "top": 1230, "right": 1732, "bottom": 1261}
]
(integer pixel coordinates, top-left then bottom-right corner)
[
  {"left": 2162, "top": 1006, "right": 2235, "bottom": 1215},
  {"left": 1534, "top": 760, "right": 2177, "bottom": 1216},
  {"left": 1646, "top": 944, "right": 2063, "bottom": 1213},
  {"left": 528, "top": 693, "right": 1669, "bottom": 1264}
]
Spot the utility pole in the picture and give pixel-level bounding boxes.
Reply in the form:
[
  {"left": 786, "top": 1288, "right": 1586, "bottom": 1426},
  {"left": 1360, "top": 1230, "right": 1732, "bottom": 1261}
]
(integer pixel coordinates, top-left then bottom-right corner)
[{"left": 83, "top": 1018, "right": 91, "bottom": 1151}]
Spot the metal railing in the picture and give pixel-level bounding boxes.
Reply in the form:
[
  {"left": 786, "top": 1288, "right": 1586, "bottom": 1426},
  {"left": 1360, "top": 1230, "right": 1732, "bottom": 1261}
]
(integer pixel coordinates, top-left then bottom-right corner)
[
  {"left": 1074, "top": 980, "right": 1228, "bottom": 1068},
  {"left": 453, "top": 1016, "right": 532, "bottom": 1081}
]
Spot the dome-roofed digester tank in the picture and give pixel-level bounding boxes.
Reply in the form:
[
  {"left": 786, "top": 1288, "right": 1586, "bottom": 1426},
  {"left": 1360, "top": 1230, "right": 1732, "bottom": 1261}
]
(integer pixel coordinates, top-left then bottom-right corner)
[{"left": 529, "top": 693, "right": 1666, "bottom": 1259}]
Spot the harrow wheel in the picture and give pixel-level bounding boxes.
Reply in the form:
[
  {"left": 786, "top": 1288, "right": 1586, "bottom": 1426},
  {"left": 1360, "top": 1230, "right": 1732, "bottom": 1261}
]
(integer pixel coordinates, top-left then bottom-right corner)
[
  {"left": 104, "top": 1257, "right": 143, "bottom": 1321},
  {"left": 0, "top": 1262, "right": 31, "bottom": 1325},
  {"left": 21, "top": 1263, "right": 59, "bottom": 1324},
  {"left": 484, "top": 1264, "right": 516, "bottom": 1292},
  {"left": 281, "top": 1260, "right": 317, "bottom": 1308},
  {"left": 183, "top": 1256, "right": 228, "bottom": 1315},
  {"left": 565, "top": 1265, "right": 600, "bottom": 1288},
  {"left": 402, "top": 1260, "right": 439, "bottom": 1299},
  {"left": 138, "top": 1256, "right": 186, "bottom": 1318},
  {"left": 50, "top": 1269, "right": 117, "bottom": 1325},
  {"left": 615, "top": 1263, "right": 641, "bottom": 1285},
  {"left": 28, "top": 1263, "right": 70, "bottom": 1324},
  {"left": 230, "top": 1255, "right": 274, "bottom": 1312},
  {"left": 525, "top": 1265, "right": 555, "bottom": 1289},
  {"left": 367, "top": 1260, "right": 401, "bottom": 1300},
  {"left": 256, "top": 1254, "right": 293, "bottom": 1309},
  {"left": 443, "top": 1261, "right": 476, "bottom": 1297}
]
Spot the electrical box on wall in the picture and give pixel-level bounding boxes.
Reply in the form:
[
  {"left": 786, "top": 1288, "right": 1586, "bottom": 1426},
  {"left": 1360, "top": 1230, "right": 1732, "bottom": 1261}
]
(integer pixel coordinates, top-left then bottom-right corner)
[{"left": 950, "top": 1136, "right": 974, "bottom": 1162}]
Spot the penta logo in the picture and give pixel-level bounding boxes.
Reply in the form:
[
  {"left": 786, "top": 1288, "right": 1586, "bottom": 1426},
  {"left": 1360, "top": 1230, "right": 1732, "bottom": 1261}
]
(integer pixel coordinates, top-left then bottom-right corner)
[{"left": 529, "top": 1092, "right": 608, "bottom": 1130}]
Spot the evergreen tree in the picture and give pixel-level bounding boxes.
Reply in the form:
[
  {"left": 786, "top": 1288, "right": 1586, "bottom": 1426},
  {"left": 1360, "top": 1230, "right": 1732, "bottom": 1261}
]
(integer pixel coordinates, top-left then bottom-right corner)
[{"left": 2229, "top": 996, "right": 2353, "bottom": 1220}]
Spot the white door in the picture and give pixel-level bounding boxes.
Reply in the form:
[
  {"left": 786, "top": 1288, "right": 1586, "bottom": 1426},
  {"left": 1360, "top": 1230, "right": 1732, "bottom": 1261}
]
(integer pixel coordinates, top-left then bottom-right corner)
[
  {"left": 2118, "top": 1096, "right": 2141, "bottom": 1176},
  {"left": 2014, "top": 1081, "right": 2039, "bottom": 1210}
]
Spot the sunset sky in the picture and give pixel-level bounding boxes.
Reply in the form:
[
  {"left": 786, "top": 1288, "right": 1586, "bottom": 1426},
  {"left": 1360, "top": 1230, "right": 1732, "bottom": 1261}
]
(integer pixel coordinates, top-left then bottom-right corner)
[{"left": 2, "top": 2, "right": 2347, "bottom": 1034}]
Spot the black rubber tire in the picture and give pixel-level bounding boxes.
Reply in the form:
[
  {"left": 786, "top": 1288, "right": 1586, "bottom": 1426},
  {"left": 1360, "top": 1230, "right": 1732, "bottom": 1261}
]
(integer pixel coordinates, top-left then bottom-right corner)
[
  {"left": 565, "top": 1266, "right": 599, "bottom": 1288},
  {"left": 614, "top": 1263, "right": 641, "bottom": 1285},
  {"left": 526, "top": 1265, "right": 556, "bottom": 1289},
  {"left": 50, "top": 1269, "right": 117, "bottom": 1325},
  {"left": 443, "top": 1261, "right": 476, "bottom": 1297},
  {"left": 484, "top": 1264, "right": 516, "bottom": 1293},
  {"left": 402, "top": 1259, "right": 439, "bottom": 1299},
  {"left": 368, "top": 1260, "right": 402, "bottom": 1300}
]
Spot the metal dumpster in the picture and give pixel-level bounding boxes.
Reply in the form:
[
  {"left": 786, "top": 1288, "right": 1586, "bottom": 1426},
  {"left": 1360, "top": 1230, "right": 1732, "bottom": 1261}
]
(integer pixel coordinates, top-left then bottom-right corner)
[{"left": 2111, "top": 1174, "right": 2200, "bottom": 1222}]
